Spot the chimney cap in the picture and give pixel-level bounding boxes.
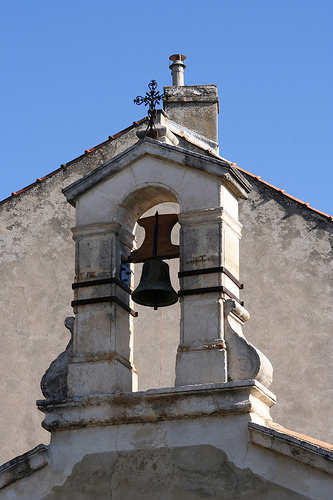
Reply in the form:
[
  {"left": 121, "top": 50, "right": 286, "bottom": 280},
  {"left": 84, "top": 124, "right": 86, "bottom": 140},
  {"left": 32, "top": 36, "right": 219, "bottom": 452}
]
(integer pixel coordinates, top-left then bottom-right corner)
[{"left": 169, "top": 54, "right": 186, "bottom": 63}]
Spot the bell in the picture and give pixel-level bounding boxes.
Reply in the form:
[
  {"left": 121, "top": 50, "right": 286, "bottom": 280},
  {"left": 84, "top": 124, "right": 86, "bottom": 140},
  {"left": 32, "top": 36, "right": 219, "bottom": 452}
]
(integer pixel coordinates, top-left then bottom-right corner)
[{"left": 132, "top": 258, "right": 178, "bottom": 310}]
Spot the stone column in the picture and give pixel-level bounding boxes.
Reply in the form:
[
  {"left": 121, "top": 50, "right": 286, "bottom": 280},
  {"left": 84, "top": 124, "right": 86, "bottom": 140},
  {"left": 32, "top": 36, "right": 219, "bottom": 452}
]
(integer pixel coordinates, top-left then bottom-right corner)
[
  {"left": 176, "top": 207, "right": 242, "bottom": 386},
  {"left": 67, "top": 222, "right": 137, "bottom": 396}
]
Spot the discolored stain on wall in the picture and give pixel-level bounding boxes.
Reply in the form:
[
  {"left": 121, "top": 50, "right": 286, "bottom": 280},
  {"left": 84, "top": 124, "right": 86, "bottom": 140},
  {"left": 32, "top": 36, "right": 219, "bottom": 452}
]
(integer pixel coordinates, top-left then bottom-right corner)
[{"left": 42, "top": 446, "right": 307, "bottom": 499}]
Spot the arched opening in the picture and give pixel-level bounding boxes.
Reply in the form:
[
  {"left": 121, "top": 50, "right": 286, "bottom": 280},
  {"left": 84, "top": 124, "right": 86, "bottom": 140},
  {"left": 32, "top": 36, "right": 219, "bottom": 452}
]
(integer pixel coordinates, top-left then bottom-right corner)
[
  {"left": 132, "top": 202, "right": 181, "bottom": 391},
  {"left": 117, "top": 184, "right": 180, "bottom": 235}
]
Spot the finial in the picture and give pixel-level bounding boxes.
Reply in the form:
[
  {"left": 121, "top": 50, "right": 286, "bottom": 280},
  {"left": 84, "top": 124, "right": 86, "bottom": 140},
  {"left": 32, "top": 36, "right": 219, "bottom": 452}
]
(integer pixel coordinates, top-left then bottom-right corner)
[{"left": 134, "top": 80, "right": 164, "bottom": 139}]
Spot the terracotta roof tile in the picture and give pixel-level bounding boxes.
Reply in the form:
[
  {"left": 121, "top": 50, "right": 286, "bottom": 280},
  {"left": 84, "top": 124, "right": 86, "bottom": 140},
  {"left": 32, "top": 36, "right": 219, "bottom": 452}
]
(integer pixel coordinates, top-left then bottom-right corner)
[
  {"left": 268, "top": 422, "right": 333, "bottom": 451},
  {"left": 234, "top": 163, "right": 333, "bottom": 221}
]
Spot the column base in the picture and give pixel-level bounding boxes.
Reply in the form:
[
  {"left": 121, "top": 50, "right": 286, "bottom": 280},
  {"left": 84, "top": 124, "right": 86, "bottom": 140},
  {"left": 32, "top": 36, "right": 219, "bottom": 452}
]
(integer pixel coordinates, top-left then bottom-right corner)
[
  {"left": 175, "top": 344, "right": 227, "bottom": 386},
  {"left": 67, "top": 357, "right": 134, "bottom": 396}
]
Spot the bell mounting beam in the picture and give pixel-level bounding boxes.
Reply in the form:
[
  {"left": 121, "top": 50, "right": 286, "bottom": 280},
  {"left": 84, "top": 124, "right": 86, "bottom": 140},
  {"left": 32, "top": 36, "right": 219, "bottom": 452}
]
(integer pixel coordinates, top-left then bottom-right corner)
[{"left": 130, "top": 213, "right": 179, "bottom": 263}]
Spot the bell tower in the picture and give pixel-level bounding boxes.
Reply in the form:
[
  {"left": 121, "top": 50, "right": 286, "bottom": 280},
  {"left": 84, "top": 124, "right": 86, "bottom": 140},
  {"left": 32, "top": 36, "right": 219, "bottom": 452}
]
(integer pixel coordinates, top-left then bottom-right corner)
[
  {"left": 38, "top": 72, "right": 274, "bottom": 435},
  {"left": 45, "top": 134, "right": 273, "bottom": 402},
  {"left": 30, "top": 76, "right": 285, "bottom": 500}
]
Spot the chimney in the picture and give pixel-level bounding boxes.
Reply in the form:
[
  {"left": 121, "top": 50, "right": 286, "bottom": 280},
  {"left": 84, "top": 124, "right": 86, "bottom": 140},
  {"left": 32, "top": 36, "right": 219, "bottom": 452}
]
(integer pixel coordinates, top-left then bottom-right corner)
[
  {"left": 164, "top": 54, "right": 219, "bottom": 144},
  {"left": 169, "top": 54, "right": 186, "bottom": 86}
]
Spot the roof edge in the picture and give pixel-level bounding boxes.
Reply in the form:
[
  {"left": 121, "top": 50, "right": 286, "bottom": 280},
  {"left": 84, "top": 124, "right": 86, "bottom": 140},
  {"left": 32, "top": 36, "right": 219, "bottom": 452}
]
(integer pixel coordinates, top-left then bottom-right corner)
[
  {"left": 235, "top": 164, "right": 333, "bottom": 221},
  {"left": 62, "top": 137, "right": 252, "bottom": 206},
  {"left": 0, "top": 116, "right": 331, "bottom": 222},
  {"left": 249, "top": 421, "right": 333, "bottom": 475},
  {"left": 0, "top": 444, "right": 49, "bottom": 490},
  {"left": 0, "top": 118, "right": 147, "bottom": 208}
]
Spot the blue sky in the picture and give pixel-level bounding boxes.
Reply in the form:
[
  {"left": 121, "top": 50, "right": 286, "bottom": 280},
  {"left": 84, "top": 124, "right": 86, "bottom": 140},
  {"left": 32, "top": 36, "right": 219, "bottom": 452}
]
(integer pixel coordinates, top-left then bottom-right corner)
[{"left": 1, "top": 1, "right": 332, "bottom": 215}]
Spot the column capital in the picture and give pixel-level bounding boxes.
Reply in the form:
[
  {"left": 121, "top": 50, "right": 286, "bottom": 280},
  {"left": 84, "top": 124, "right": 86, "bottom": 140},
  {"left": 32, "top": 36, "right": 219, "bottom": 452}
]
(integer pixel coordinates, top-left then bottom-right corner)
[
  {"left": 178, "top": 207, "right": 242, "bottom": 237},
  {"left": 72, "top": 222, "right": 135, "bottom": 249}
]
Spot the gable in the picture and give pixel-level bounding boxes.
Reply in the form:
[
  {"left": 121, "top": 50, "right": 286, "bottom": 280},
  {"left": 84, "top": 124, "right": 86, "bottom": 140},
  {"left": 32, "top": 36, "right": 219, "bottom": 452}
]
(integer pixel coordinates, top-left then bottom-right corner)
[{"left": 62, "top": 138, "right": 251, "bottom": 209}]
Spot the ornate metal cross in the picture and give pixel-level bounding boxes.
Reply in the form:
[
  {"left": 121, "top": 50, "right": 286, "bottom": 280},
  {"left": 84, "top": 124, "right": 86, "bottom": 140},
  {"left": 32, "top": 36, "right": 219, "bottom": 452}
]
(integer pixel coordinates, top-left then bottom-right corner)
[{"left": 134, "top": 80, "right": 164, "bottom": 139}]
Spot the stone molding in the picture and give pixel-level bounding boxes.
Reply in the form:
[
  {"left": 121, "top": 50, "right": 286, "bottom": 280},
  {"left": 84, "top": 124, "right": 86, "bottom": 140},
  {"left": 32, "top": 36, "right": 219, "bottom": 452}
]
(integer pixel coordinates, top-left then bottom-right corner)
[
  {"left": 72, "top": 222, "right": 135, "bottom": 249},
  {"left": 71, "top": 352, "right": 133, "bottom": 370},
  {"left": 37, "top": 380, "right": 276, "bottom": 432},
  {"left": 178, "top": 207, "right": 242, "bottom": 237},
  {"left": 163, "top": 85, "right": 219, "bottom": 104},
  {"left": 0, "top": 444, "right": 48, "bottom": 490},
  {"left": 222, "top": 170, "right": 251, "bottom": 201},
  {"left": 249, "top": 422, "right": 333, "bottom": 475},
  {"left": 63, "top": 138, "right": 252, "bottom": 206},
  {"left": 177, "top": 339, "right": 227, "bottom": 352},
  {"left": 71, "top": 222, "right": 121, "bottom": 240}
]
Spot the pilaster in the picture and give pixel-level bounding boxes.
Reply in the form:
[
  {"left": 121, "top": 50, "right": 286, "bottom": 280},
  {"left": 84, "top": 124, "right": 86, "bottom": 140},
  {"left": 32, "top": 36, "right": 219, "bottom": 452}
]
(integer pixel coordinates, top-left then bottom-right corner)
[
  {"left": 67, "top": 222, "right": 137, "bottom": 396},
  {"left": 176, "top": 207, "right": 243, "bottom": 386}
]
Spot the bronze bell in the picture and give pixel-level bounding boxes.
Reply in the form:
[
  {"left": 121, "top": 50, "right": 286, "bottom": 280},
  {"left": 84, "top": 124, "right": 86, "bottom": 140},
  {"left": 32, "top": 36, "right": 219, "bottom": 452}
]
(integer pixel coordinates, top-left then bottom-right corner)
[{"left": 132, "top": 257, "right": 178, "bottom": 310}]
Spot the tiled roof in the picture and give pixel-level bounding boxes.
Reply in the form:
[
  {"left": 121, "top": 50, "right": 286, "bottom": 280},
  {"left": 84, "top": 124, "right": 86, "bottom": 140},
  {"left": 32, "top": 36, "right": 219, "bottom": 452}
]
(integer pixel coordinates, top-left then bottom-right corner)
[{"left": 1, "top": 117, "right": 332, "bottom": 222}]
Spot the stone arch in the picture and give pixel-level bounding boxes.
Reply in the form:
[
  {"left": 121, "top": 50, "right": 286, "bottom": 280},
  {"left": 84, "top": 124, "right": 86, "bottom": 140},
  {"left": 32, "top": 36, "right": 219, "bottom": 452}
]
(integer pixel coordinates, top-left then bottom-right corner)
[
  {"left": 116, "top": 185, "right": 181, "bottom": 390},
  {"left": 116, "top": 183, "right": 180, "bottom": 238}
]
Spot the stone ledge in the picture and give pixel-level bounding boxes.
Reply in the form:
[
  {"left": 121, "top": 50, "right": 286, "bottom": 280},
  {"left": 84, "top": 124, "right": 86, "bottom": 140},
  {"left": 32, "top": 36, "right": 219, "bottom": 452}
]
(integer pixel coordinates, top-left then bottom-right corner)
[
  {"left": 37, "top": 380, "right": 276, "bottom": 432},
  {"left": 164, "top": 85, "right": 219, "bottom": 103},
  {"left": 249, "top": 421, "right": 333, "bottom": 475},
  {"left": 0, "top": 444, "right": 48, "bottom": 490}
]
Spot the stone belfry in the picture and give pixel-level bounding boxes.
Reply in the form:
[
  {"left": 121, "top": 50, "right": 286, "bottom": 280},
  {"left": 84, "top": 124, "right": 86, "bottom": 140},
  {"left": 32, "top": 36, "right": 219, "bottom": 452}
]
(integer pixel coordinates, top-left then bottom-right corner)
[
  {"left": 39, "top": 49, "right": 275, "bottom": 461},
  {"left": 40, "top": 56, "right": 274, "bottom": 494},
  {"left": 51, "top": 111, "right": 271, "bottom": 404},
  {"left": 50, "top": 56, "right": 271, "bottom": 400},
  {"left": 58, "top": 131, "right": 271, "bottom": 399},
  {"left": 3, "top": 56, "right": 330, "bottom": 500}
]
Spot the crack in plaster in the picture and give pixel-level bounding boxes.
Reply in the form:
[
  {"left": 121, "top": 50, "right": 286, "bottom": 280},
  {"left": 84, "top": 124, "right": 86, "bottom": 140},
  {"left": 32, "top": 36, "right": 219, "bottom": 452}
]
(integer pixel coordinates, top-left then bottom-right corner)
[
  {"left": 110, "top": 426, "right": 120, "bottom": 499},
  {"left": 232, "top": 436, "right": 251, "bottom": 500}
]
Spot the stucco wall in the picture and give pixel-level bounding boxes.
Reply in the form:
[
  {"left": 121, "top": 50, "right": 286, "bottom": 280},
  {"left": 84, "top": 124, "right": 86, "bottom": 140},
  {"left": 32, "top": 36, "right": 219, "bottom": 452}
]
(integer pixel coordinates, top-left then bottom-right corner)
[
  {"left": 0, "top": 127, "right": 142, "bottom": 463},
  {"left": 134, "top": 185, "right": 333, "bottom": 445},
  {"left": 239, "top": 176, "right": 333, "bottom": 444},
  {"left": 0, "top": 132, "right": 332, "bottom": 465},
  {"left": 41, "top": 446, "right": 307, "bottom": 500}
]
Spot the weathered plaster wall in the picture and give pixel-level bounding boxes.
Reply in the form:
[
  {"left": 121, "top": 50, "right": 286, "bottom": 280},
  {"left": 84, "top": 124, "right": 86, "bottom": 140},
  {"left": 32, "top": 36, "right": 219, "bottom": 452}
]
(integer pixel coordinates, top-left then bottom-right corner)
[
  {"left": 1, "top": 413, "right": 331, "bottom": 499},
  {"left": 134, "top": 184, "right": 333, "bottom": 446},
  {"left": 239, "top": 176, "right": 333, "bottom": 443},
  {"left": 0, "top": 131, "right": 332, "bottom": 465},
  {"left": 0, "top": 127, "right": 142, "bottom": 464},
  {"left": 42, "top": 446, "right": 306, "bottom": 500}
]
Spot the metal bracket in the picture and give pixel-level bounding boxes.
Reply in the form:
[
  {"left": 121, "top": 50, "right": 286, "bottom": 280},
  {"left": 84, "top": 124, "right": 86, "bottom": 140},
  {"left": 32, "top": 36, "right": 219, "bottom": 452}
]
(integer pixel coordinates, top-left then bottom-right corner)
[
  {"left": 72, "top": 278, "right": 137, "bottom": 316},
  {"left": 72, "top": 277, "right": 132, "bottom": 295},
  {"left": 71, "top": 296, "right": 138, "bottom": 317},
  {"left": 178, "top": 266, "right": 243, "bottom": 290},
  {"left": 178, "top": 286, "right": 244, "bottom": 306}
]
